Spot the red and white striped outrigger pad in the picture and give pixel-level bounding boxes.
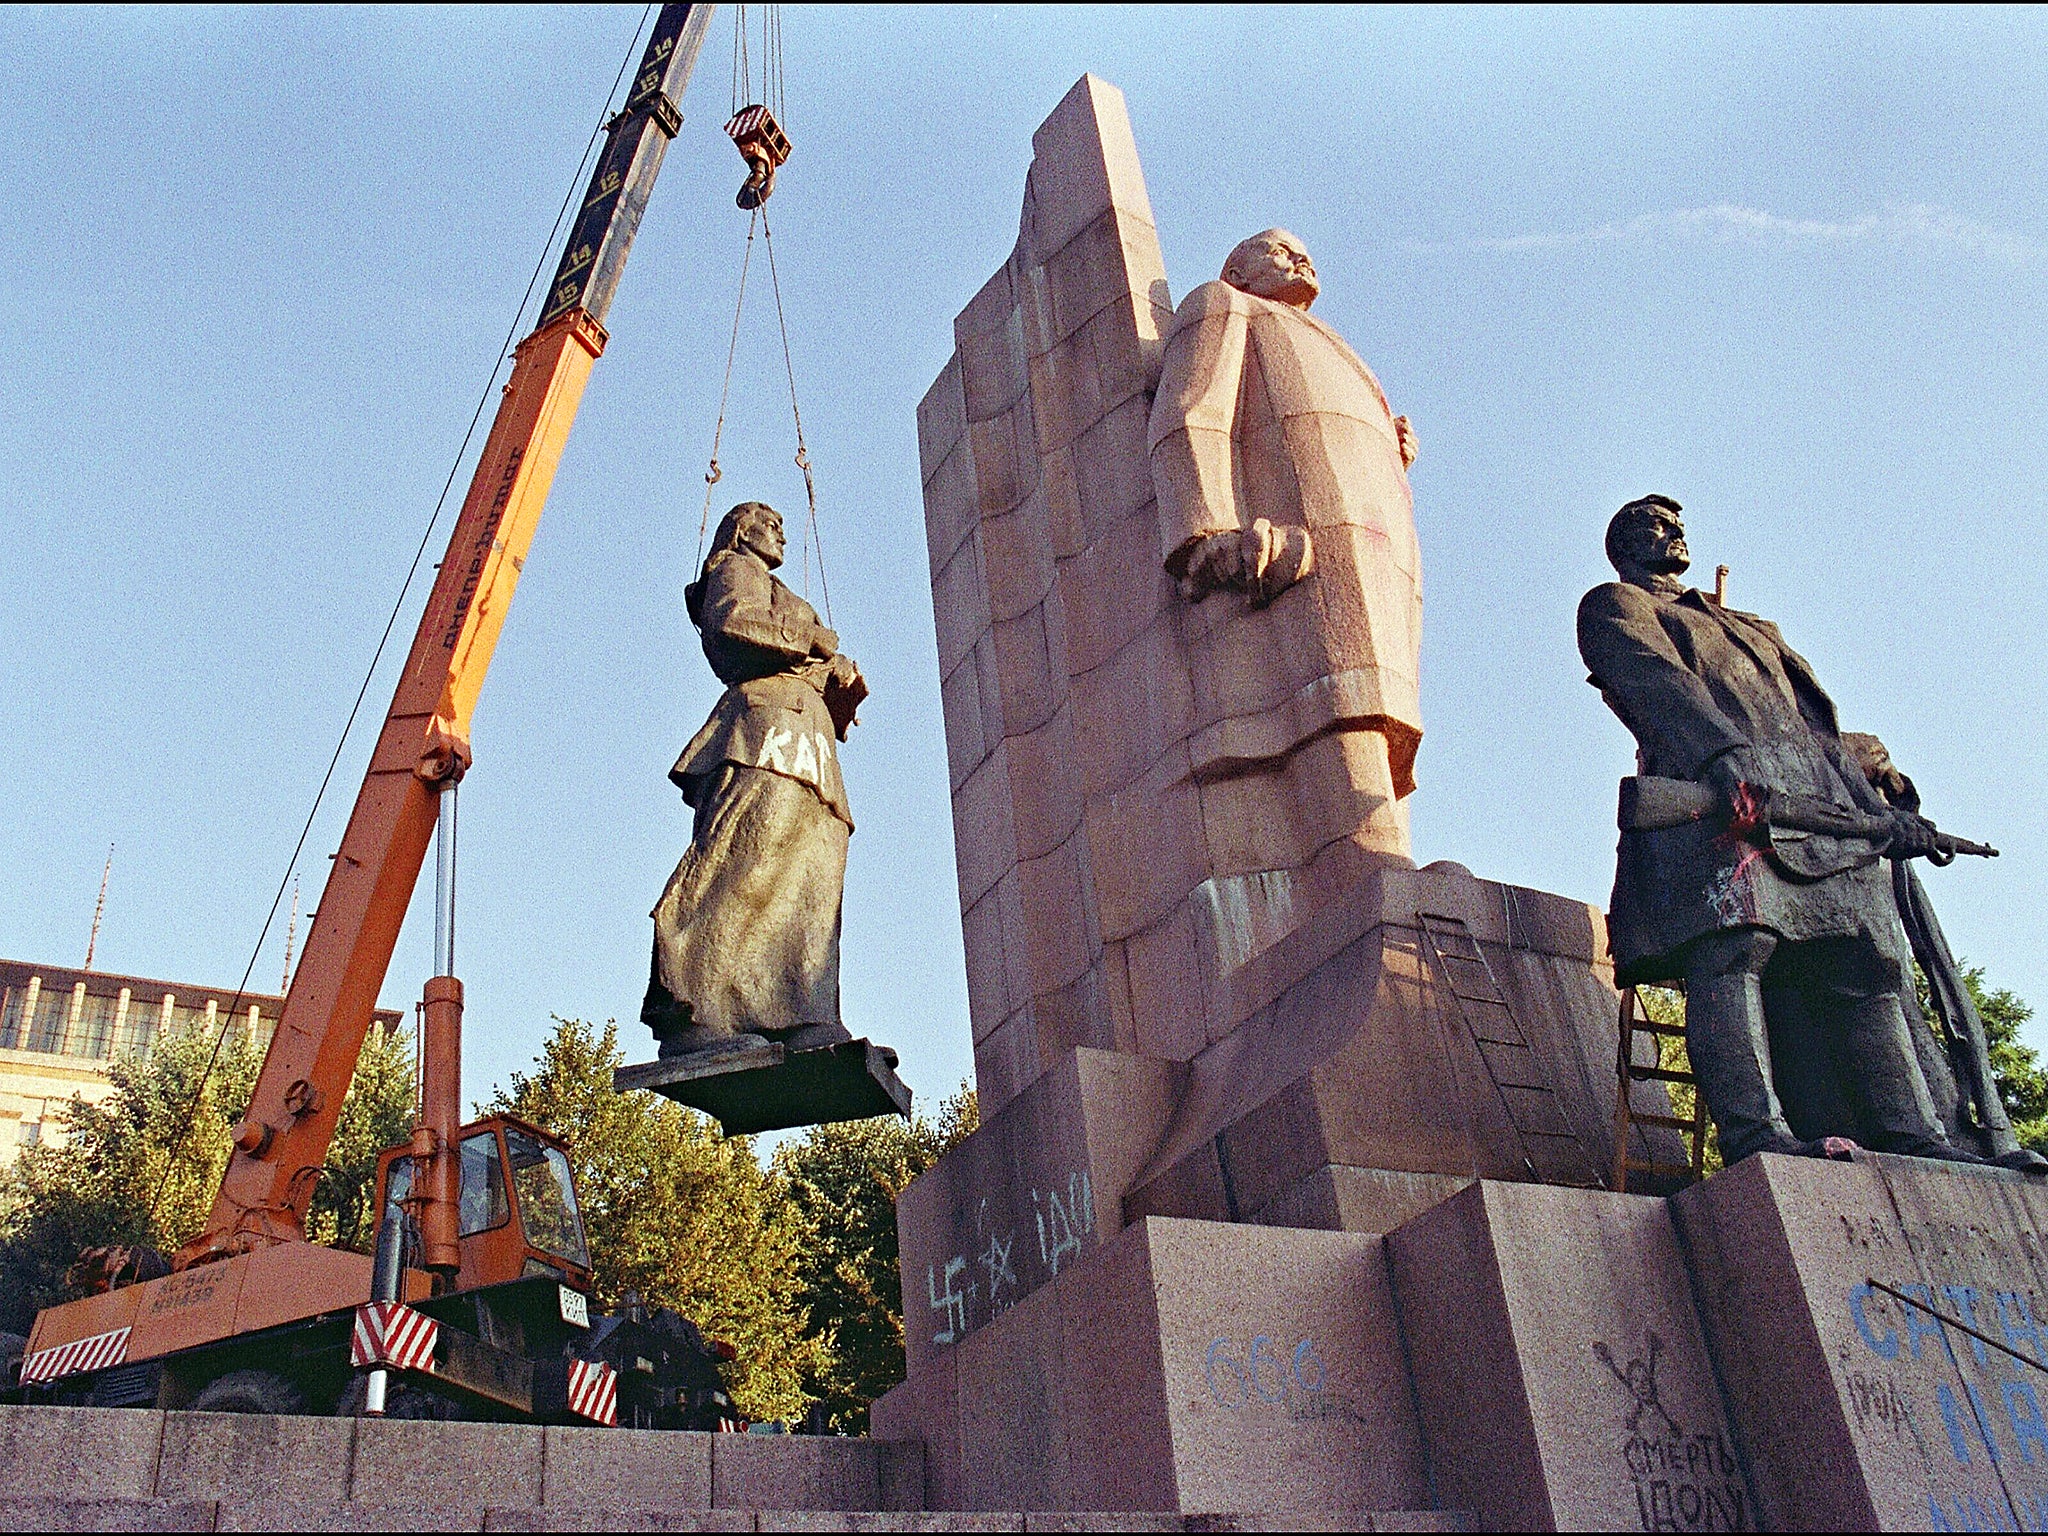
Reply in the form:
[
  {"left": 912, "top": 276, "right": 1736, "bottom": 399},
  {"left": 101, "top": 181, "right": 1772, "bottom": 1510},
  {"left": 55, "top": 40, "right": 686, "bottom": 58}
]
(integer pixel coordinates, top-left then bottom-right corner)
[
  {"left": 350, "top": 1301, "right": 437, "bottom": 1373},
  {"left": 567, "top": 1358, "right": 618, "bottom": 1427},
  {"left": 19, "top": 1326, "right": 131, "bottom": 1385}
]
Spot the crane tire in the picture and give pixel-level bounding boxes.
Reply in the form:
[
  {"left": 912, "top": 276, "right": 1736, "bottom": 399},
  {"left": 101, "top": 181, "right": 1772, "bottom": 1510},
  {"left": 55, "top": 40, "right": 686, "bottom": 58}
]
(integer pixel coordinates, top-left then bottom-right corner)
[
  {"left": 332, "top": 1374, "right": 464, "bottom": 1420},
  {"left": 191, "top": 1368, "right": 307, "bottom": 1416}
]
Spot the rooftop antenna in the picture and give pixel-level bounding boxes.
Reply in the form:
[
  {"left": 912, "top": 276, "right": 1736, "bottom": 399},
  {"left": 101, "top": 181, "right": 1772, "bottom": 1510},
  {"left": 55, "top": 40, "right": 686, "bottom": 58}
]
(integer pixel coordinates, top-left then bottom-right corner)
[
  {"left": 281, "top": 878, "right": 301, "bottom": 994},
  {"left": 84, "top": 844, "right": 113, "bottom": 971}
]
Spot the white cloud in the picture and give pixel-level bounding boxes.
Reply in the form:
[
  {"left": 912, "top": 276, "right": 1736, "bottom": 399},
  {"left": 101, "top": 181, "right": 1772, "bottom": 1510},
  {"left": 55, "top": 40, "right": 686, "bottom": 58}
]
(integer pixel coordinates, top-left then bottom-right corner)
[{"left": 1402, "top": 202, "right": 2040, "bottom": 266}]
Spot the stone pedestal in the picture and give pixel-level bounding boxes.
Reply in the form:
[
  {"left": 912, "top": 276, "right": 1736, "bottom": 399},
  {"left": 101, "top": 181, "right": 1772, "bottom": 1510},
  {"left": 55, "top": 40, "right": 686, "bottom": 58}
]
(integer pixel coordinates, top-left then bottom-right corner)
[
  {"left": 874, "top": 1216, "right": 1431, "bottom": 1517},
  {"left": 1389, "top": 1181, "right": 1758, "bottom": 1532},
  {"left": 1675, "top": 1151, "right": 2048, "bottom": 1532}
]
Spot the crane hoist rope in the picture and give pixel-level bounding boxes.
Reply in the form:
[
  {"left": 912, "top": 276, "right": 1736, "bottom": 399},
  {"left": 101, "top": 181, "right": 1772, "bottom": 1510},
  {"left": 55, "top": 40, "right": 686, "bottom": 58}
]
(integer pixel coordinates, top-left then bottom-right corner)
[
  {"left": 693, "top": 4, "right": 830, "bottom": 620},
  {"left": 141, "top": 4, "right": 663, "bottom": 1233}
]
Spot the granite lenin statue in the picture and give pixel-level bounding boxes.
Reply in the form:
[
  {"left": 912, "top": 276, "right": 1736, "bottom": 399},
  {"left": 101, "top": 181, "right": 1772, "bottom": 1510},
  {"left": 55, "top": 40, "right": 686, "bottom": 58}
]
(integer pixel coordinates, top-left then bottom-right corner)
[
  {"left": 1148, "top": 230, "right": 1425, "bottom": 928},
  {"left": 642, "top": 501, "right": 867, "bottom": 1058},
  {"left": 1578, "top": 496, "right": 1988, "bottom": 1167}
]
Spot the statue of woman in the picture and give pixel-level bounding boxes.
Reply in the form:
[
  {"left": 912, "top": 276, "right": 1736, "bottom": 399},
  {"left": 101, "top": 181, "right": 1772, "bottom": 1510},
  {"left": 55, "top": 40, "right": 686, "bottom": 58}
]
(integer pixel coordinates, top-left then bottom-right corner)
[{"left": 641, "top": 501, "right": 866, "bottom": 1057}]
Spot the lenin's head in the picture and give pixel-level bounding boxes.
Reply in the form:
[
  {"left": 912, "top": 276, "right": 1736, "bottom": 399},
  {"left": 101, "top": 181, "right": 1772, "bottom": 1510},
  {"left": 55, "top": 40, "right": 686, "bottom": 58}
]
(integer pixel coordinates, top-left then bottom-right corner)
[{"left": 1223, "top": 230, "right": 1320, "bottom": 309}]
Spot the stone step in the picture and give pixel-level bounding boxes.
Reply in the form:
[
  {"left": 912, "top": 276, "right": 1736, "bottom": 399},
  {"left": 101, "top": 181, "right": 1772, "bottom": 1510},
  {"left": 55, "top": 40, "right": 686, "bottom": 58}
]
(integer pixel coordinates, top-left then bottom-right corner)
[
  {"left": 0, "top": 1404, "right": 1470, "bottom": 1530},
  {"left": 0, "top": 1501, "right": 1470, "bottom": 1533}
]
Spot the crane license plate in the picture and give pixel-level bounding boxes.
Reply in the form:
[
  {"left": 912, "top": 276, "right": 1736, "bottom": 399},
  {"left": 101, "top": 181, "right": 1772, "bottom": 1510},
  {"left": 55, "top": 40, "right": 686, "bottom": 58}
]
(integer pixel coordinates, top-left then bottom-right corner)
[{"left": 558, "top": 1286, "right": 590, "bottom": 1328}]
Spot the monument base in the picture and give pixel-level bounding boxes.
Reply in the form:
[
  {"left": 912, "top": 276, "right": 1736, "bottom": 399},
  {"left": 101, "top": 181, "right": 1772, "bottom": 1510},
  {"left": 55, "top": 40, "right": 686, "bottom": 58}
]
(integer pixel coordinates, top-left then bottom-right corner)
[
  {"left": 1676, "top": 1149, "right": 2048, "bottom": 1531},
  {"left": 882, "top": 1152, "right": 2048, "bottom": 1525},
  {"left": 614, "top": 1038, "right": 910, "bottom": 1134},
  {"left": 872, "top": 1214, "right": 1434, "bottom": 1516}
]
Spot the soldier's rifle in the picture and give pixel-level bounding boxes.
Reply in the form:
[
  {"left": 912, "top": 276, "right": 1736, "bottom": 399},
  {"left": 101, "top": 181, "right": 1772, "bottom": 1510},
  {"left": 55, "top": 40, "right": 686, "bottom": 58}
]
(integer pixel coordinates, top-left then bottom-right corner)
[{"left": 1620, "top": 776, "right": 1999, "bottom": 863}]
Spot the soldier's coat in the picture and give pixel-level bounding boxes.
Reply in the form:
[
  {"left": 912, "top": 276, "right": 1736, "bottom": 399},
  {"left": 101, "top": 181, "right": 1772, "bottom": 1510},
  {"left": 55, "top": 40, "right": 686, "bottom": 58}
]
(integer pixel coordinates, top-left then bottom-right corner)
[{"left": 1577, "top": 579, "right": 1897, "bottom": 983}]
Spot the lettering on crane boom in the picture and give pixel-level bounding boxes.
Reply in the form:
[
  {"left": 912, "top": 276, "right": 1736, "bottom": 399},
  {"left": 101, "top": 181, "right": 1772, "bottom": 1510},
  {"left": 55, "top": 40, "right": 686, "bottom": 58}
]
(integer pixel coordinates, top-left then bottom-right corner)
[{"left": 441, "top": 446, "right": 524, "bottom": 651}]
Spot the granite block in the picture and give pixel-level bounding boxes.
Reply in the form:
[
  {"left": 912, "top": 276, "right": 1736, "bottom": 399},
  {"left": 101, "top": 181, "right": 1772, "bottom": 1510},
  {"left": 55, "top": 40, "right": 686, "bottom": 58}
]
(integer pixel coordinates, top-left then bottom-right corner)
[
  {"left": 155, "top": 1410, "right": 353, "bottom": 1504},
  {"left": 711, "top": 1436, "right": 879, "bottom": 1513},
  {"left": 1144, "top": 1220, "right": 1428, "bottom": 1515},
  {"left": 540, "top": 1425, "right": 711, "bottom": 1509},
  {"left": 875, "top": 1440, "right": 925, "bottom": 1513},
  {"left": 485, "top": 1510, "right": 753, "bottom": 1533},
  {"left": 0, "top": 1404, "right": 164, "bottom": 1500},
  {"left": 0, "top": 1499, "right": 216, "bottom": 1533},
  {"left": 1674, "top": 1150, "right": 2048, "bottom": 1532},
  {"left": 217, "top": 1499, "right": 481, "bottom": 1532},
  {"left": 916, "top": 356, "right": 966, "bottom": 486},
  {"left": 350, "top": 1419, "right": 544, "bottom": 1508},
  {"left": 1390, "top": 1181, "right": 1753, "bottom": 1533}
]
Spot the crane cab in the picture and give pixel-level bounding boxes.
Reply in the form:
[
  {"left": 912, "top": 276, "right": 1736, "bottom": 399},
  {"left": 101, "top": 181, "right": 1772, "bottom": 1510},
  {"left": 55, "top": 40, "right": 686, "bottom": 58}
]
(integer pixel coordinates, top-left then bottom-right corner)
[{"left": 373, "top": 1113, "right": 594, "bottom": 1297}]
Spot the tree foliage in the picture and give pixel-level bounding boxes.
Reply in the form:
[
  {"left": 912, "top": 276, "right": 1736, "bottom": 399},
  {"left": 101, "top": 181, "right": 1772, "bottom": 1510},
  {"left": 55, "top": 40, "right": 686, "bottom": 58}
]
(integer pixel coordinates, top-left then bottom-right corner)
[
  {"left": 0, "top": 1020, "right": 415, "bottom": 1335},
  {"left": 1935, "top": 964, "right": 2048, "bottom": 1153},
  {"left": 769, "top": 1085, "right": 978, "bottom": 1433},
  {"left": 486, "top": 1017, "right": 828, "bottom": 1424}
]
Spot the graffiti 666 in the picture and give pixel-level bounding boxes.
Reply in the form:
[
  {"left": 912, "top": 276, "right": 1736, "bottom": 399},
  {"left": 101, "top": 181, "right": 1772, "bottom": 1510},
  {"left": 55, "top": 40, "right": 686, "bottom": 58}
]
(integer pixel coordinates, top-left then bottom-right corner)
[{"left": 1203, "top": 1334, "right": 1327, "bottom": 1407}]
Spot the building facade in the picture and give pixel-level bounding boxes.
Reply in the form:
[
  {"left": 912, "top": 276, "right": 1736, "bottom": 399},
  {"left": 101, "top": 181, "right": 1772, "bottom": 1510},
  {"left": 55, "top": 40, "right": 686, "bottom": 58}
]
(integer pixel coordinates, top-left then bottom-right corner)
[{"left": 0, "top": 958, "right": 401, "bottom": 1167}]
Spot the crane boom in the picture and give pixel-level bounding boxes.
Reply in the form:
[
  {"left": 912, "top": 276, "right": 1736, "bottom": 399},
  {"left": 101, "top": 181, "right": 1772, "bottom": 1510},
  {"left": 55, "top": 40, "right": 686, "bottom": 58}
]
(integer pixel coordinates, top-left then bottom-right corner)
[{"left": 179, "top": 4, "right": 714, "bottom": 1266}]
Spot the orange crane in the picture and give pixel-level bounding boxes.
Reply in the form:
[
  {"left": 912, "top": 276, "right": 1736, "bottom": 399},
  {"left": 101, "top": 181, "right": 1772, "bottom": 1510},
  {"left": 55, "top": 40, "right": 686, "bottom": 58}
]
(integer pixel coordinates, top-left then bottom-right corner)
[{"left": 9, "top": 4, "right": 744, "bottom": 1425}]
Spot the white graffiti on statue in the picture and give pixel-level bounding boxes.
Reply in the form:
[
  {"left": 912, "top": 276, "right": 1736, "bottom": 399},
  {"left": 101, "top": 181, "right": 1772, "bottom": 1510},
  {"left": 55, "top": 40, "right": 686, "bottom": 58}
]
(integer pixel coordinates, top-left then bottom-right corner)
[
  {"left": 928, "top": 1255, "right": 970, "bottom": 1347},
  {"left": 1034, "top": 1172, "right": 1094, "bottom": 1277}
]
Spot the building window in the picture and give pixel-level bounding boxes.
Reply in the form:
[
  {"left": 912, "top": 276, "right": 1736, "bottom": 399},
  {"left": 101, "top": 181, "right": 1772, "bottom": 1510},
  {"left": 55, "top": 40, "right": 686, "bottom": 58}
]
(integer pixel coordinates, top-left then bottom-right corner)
[
  {"left": 17, "top": 1120, "right": 40, "bottom": 1147},
  {"left": 25, "top": 990, "right": 70, "bottom": 1054},
  {"left": 75, "top": 993, "right": 116, "bottom": 1059}
]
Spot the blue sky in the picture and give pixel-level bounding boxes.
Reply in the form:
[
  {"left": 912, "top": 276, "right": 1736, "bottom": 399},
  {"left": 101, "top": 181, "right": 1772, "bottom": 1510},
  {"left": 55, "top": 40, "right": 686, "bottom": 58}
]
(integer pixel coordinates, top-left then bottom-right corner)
[{"left": 2, "top": 6, "right": 2043, "bottom": 1116}]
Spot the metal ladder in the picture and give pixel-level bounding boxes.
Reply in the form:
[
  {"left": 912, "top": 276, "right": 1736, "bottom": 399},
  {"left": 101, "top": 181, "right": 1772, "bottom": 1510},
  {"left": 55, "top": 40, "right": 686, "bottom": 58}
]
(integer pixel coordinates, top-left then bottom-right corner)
[
  {"left": 1416, "top": 912, "right": 1604, "bottom": 1189},
  {"left": 1610, "top": 986, "right": 1711, "bottom": 1192}
]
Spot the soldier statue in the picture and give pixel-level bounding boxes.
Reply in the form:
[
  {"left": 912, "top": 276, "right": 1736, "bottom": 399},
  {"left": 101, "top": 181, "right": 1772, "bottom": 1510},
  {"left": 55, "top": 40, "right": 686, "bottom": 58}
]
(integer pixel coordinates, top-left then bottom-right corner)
[
  {"left": 1578, "top": 495, "right": 1992, "bottom": 1167},
  {"left": 641, "top": 501, "right": 867, "bottom": 1058}
]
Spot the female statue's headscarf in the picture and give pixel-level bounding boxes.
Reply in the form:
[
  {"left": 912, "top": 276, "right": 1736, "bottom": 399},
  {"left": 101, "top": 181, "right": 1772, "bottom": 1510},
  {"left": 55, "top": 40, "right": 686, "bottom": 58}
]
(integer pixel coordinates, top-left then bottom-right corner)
[{"left": 684, "top": 500, "right": 778, "bottom": 630}]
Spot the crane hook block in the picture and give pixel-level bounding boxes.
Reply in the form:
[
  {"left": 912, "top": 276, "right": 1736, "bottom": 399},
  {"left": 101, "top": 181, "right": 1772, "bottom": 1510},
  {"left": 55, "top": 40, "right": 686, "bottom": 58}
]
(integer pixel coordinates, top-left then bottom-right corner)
[{"left": 725, "top": 104, "right": 791, "bottom": 210}]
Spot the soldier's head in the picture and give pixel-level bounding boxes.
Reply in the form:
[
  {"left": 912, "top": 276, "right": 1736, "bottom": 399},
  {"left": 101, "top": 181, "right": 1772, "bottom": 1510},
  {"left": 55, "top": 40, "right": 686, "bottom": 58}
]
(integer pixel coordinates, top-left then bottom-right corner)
[
  {"left": 1605, "top": 495, "right": 1689, "bottom": 580},
  {"left": 1223, "top": 229, "right": 1320, "bottom": 309}
]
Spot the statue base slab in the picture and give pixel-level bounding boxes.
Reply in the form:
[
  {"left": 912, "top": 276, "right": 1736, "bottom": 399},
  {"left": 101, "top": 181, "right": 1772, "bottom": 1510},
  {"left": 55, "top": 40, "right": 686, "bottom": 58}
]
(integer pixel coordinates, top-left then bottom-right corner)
[
  {"left": 614, "top": 1037, "right": 910, "bottom": 1134},
  {"left": 882, "top": 1151, "right": 2048, "bottom": 1522},
  {"left": 1674, "top": 1147, "right": 2048, "bottom": 1531}
]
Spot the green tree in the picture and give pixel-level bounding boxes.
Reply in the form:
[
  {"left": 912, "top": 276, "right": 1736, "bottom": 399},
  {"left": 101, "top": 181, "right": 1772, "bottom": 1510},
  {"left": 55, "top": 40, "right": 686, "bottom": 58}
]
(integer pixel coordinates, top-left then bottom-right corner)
[
  {"left": 0, "top": 1019, "right": 415, "bottom": 1335},
  {"left": 487, "top": 1017, "right": 827, "bottom": 1424},
  {"left": 769, "top": 1086, "right": 978, "bottom": 1433},
  {"left": 1920, "top": 963, "right": 2048, "bottom": 1154}
]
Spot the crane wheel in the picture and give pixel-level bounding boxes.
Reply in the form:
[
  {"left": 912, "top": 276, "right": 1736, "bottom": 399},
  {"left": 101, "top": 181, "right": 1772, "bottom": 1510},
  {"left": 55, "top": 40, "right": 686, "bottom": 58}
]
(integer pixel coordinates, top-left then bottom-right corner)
[
  {"left": 333, "top": 1374, "right": 465, "bottom": 1420},
  {"left": 191, "top": 1368, "right": 307, "bottom": 1415}
]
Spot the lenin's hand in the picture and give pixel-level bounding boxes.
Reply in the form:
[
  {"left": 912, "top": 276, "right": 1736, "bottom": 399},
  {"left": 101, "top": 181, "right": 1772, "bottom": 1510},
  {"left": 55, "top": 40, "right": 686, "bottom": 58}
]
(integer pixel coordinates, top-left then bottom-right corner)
[
  {"left": 1395, "top": 415, "right": 1418, "bottom": 470},
  {"left": 1178, "top": 530, "right": 1249, "bottom": 601}
]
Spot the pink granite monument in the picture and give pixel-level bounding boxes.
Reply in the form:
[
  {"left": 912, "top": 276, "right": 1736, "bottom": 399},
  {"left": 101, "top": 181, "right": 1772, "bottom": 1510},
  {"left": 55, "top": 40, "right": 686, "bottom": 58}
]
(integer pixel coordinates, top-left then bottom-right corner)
[{"left": 877, "top": 72, "right": 2048, "bottom": 1529}]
